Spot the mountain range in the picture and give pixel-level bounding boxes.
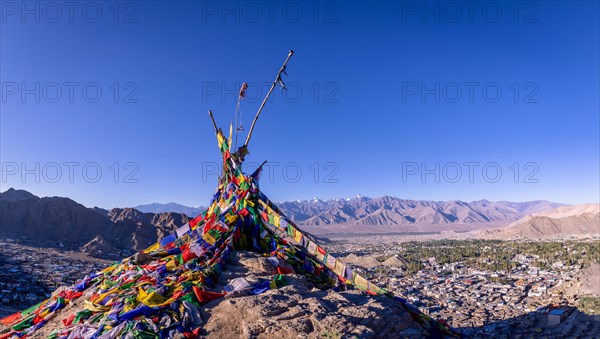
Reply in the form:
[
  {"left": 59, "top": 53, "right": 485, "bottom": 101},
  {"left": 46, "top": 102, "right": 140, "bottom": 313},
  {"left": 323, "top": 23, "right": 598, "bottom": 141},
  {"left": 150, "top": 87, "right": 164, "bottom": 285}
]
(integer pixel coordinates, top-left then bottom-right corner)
[
  {"left": 4, "top": 188, "right": 596, "bottom": 257},
  {"left": 136, "top": 196, "right": 564, "bottom": 226},
  {"left": 134, "top": 202, "right": 205, "bottom": 217}
]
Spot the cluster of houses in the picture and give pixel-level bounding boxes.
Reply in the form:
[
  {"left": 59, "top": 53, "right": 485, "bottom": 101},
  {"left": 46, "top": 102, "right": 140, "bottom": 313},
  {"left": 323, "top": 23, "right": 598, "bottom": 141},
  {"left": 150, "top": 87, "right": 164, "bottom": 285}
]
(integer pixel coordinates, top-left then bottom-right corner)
[
  {"left": 0, "top": 240, "right": 108, "bottom": 308},
  {"left": 328, "top": 242, "right": 585, "bottom": 336}
]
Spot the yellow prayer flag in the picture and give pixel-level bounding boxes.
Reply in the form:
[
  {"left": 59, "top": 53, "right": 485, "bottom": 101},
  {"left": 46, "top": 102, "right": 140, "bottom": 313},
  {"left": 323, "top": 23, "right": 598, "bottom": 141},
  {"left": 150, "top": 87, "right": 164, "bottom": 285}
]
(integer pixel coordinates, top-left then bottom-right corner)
[
  {"left": 316, "top": 250, "right": 326, "bottom": 262},
  {"left": 354, "top": 274, "right": 369, "bottom": 291},
  {"left": 166, "top": 259, "right": 179, "bottom": 271},
  {"left": 333, "top": 260, "right": 345, "bottom": 277},
  {"left": 203, "top": 232, "right": 216, "bottom": 245},
  {"left": 123, "top": 302, "right": 136, "bottom": 313},
  {"left": 143, "top": 242, "right": 160, "bottom": 253},
  {"left": 178, "top": 234, "right": 190, "bottom": 244},
  {"left": 102, "top": 265, "right": 117, "bottom": 274},
  {"left": 294, "top": 229, "right": 303, "bottom": 243},
  {"left": 137, "top": 288, "right": 171, "bottom": 307},
  {"left": 83, "top": 300, "right": 111, "bottom": 312},
  {"left": 225, "top": 214, "right": 238, "bottom": 224},
  {"left": 217, "top": 132, "right": 225, "bottom": 147}
]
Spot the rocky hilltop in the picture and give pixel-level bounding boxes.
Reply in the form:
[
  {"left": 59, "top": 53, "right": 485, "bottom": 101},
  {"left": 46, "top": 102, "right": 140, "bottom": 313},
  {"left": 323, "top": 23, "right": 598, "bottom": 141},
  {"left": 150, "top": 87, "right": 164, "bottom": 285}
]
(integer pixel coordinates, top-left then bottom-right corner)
[{"left": 25, "top": 251, "right": 432, "bottom": 338}]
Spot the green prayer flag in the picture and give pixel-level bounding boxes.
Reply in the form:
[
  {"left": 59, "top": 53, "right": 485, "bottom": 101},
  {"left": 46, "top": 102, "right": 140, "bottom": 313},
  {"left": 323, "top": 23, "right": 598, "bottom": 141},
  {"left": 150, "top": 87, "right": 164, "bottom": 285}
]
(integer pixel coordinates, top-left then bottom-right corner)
[
  {"left": 74, "top": 309, "right": 93, "bottom": 324},
  {"left": 20, "top": 302, "right": 41, "bottom": 317},
  {"left": 11, "top": 315, "right": 34, "bottom": 331}
]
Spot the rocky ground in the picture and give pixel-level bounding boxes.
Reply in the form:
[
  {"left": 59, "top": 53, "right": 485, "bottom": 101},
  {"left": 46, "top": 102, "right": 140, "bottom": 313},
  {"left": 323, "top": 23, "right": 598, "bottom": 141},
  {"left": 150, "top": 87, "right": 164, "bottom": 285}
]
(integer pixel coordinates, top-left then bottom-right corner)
[
  {"left": 199, "top": 252, "right": 429, "bottom": 338},
  {"left": 18, "top": 251, "right": 434, "bottom": 338}
]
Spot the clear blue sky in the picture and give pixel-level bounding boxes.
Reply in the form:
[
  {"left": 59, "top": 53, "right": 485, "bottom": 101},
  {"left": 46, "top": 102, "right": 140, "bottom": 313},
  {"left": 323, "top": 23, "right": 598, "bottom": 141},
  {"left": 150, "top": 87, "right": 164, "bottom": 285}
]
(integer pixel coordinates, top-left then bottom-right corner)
[{"left": 1, "top": 1, "right": 598, "bottom": 208}]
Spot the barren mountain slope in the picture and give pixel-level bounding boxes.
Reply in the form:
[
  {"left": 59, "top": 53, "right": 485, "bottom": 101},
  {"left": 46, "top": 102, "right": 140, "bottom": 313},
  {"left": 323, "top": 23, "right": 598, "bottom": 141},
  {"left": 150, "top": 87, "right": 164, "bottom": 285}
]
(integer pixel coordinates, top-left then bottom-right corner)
[{"left": 480, "top": 204, "right": 599, "bottom": 239}]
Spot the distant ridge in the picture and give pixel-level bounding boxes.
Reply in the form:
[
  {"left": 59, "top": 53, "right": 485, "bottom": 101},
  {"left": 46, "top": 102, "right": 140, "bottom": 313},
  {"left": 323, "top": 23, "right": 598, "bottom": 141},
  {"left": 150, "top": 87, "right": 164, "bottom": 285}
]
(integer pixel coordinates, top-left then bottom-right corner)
[
  {"left": 134, "top": 202, "right": 204, "bottom": 217},
  {"left": 480, "top": 203, "right": 600, "bottom": 239},
  {"left": 135, "top": 196, "right": 564, "bottom": 226},
  {"left": 271, "top": 196, "right": 564, "bottom": 226}
]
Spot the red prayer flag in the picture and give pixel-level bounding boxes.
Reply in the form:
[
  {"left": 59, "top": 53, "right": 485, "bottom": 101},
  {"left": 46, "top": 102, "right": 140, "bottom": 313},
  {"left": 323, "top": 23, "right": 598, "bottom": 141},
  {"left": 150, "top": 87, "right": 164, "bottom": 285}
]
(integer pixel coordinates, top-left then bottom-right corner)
[
  {"left": 203, "top": 220, "right": 215, "bottom": 234},
  {"left": 32, "top": 315, "right": 43, "bottom": 325},
  {"left": 192, "top": 286, "right": 226, "bottom": 304},
  {"left": 183, "top": 328, "right": 201, "bottom": 338},
  {"left": 277, "top": 266, "right": 294, "bottom": 275},
  {"left": 61, "top": 290, "right": 83, "bottom": 300},
  {"left": 182, "top": 248, "right": 198, "bottom": 262},
  {"left": 62, "top": 314, "right": 76, "bottom": 327},
  {"left": 189, "top": 216, "right": 203, "bottom": 228},
  {"left": 0, "top": 312, "right": 20, "bottom": 325}
]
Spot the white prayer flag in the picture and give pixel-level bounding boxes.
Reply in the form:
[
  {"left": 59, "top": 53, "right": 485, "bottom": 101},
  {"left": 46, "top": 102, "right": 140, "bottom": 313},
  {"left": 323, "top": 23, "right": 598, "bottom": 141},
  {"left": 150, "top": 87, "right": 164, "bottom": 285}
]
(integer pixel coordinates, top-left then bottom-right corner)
[
  {"left": 223, "top": 277, "right": 252, "bottom": 293},
  {"left": 176, "top": 223, "right": 191, "bottom": 238}
]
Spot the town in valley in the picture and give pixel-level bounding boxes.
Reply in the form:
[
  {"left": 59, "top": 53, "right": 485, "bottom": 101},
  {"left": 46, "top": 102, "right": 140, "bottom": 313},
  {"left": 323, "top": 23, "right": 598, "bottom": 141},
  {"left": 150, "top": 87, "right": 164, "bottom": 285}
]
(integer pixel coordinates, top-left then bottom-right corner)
[{"left": 1, "top": 236, "right": 599, "bottom": 337}]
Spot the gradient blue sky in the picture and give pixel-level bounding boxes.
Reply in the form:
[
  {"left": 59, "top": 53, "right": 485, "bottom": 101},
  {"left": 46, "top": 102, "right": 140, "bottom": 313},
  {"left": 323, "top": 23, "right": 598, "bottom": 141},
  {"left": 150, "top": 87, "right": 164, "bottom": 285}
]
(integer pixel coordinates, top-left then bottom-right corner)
[{"left": 1, "top": 1, "right": 598, "bottom": 208}]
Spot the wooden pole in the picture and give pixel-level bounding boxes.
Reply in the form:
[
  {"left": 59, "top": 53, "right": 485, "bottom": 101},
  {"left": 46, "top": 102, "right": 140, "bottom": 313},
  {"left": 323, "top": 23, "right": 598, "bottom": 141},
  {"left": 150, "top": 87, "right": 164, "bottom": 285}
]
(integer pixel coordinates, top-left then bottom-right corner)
[
  {"left": 250, "top": 160, "right": 268, "bottom": 178},
  {"left": 243, "top": 50, "right": 294, "bottom": 148},
  {"left": 208, "top": 110, "right": 219, "bottom": 133}
]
